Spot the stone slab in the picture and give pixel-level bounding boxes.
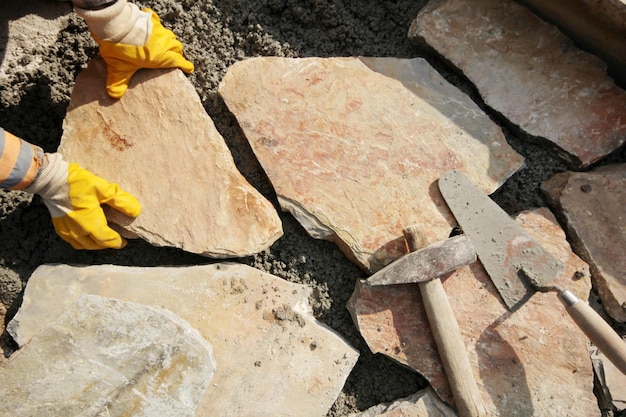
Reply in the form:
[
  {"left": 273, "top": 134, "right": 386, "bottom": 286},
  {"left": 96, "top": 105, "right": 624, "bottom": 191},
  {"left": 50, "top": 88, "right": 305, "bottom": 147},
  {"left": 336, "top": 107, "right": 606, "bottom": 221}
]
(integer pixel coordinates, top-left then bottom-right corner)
[
  {"left": 58, "top": 57, "right": 282, "bottom": 257},
  {"left": 515, "top": 0, "right": 626, "bottom": 86},
  {"left": 1, "top": 295, "right": 215, "bottom": 417},
  {"left": 7, "top": 263, "right": 359, "bottom": 417},
  {"left": 409, "top": 0, "right": 626, "bottom": 167},
  {"left": 219, "top": 56, "right": 524, "bottom": 273},
  {"left": 348, "top": 208, "right": 598, "bottom": 416},
  {"left": 541, "top": 164, "right": 626, "bottom": 322}
]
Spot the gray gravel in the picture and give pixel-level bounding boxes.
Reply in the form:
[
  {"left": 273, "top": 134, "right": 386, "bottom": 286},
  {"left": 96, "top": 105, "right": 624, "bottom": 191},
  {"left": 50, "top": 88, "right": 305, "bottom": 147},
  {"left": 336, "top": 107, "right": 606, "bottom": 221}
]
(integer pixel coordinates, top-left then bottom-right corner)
[{"left": 1, "top": 1, "right": 624, "bottom": 415}]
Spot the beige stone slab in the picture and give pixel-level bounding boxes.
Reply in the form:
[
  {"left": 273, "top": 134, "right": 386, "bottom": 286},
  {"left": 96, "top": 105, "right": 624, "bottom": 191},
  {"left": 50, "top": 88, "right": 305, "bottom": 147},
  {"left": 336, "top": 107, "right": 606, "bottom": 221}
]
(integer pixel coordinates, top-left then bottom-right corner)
[
  {"left": 7, "top": 263, "right": 359, "bottom": 417},
  {"left": 542, "top": 164, "right": 626, "bottom": 322},
  {"left": 58, "top": 57, "right": 282, "bottom": 257},
  {"left": 409, "top": 0, "right": 626, "bottom": 167},
  {"left": 219, "top": 56, "right": 524, "bottom": 273},
  {"left": 1, "top": 295, "right": 215, "bottom": 417},
  {"left": 348, "top": 208, "right": 597, "bottom": 416}
]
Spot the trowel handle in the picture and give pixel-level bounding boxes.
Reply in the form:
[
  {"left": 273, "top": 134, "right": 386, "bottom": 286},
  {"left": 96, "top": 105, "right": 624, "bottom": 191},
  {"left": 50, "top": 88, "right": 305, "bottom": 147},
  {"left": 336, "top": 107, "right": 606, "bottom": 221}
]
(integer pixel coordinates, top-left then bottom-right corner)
[
  {"left": 404, "top": 226, "right": 487, "bottom": 417},
  {"left": 559, "top": 290, "right": 626, "bottom": 375}
]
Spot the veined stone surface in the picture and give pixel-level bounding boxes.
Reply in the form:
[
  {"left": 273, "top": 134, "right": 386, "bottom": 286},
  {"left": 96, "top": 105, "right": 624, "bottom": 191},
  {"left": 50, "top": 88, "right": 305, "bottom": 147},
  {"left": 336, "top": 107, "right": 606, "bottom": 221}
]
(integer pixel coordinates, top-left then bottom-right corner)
[
  {"left": 348, "top": 209, "right": 597, "bottom": 416},
  {"left": 7, "top": 263, "right": 358, "bottom": 417},
  {"left": 409, "top": 0, "right": 626, "bottom": 167},
  {"left": 219, "top": 56, "right": 524, "bottom": 273},
  {"left": 542, "top": 164, "right": 626, "bottom": 322},
  {"left": 58, "top": 57, "right": 282, "bottom": 257},
  {"left": 0, "top": 295, "right": 215, "bottom": 417}
]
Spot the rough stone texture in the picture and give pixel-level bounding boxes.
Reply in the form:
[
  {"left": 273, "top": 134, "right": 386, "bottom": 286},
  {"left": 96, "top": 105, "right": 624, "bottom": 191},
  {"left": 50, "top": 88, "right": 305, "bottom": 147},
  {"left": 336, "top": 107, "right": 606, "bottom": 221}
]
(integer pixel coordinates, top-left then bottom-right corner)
[
  {"left": 1, "top": 295, "right": 215, "bottom": 417},
  {"left": 514, "top": 0, "right": 626, "bottom": 86},
  {"left": 348, "top": 208, "right": 597, "bottom": 416},
  {"left": 57, "top": 57, "right": 283, "bottom": 258},
  {"left": 349, "top": 388, "right": 457, "bottom": 417},
  {"left": 409, "top": 0, "right": 626, "bottom": 168},
  {"left": 541, "top": 164, "right": 626, "bottom": 322},
  {"left": 7, "top": 263, "right": 359, "bottom": 417},
  {"left": 219, "top": 56, "right": 524, "bottom": 273}
]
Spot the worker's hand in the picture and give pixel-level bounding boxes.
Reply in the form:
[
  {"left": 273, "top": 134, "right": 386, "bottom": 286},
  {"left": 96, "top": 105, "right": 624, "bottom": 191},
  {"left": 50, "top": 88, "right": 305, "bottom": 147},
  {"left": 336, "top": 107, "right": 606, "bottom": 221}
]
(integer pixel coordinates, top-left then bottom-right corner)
[
  {"left": 25, "top": 153, "right": 141, "bottom": 250},
  {"left": 80, "top": 3, "right": 193, "bottom": 98}
]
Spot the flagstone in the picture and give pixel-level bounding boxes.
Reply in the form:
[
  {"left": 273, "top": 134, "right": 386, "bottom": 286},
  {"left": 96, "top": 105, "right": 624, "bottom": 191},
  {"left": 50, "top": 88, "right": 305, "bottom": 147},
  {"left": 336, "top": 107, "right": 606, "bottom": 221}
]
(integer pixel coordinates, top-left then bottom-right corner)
[
  {"left": 57, "top": 57, "right": 282, "bottom": 257},
  {"left": 541, "top": 164, "right": 626, "bottom": 322},
  {"left": 0, "top": 295, "right": 215, "bottom": 417},
  {"left": 7, "top": 263, "right": 358, "bottom": 417},
  {"left": 408, "top": 0, "right": 626, "bottom": 167},
  {"left": 218, "top": 56, "right": 524, "bottom": 273},
  {"left": 514, "top": 0, "right": 626, "bottom": 86},
  {"left": 347, "top": 208, "right": 597, "bottom": 416}
]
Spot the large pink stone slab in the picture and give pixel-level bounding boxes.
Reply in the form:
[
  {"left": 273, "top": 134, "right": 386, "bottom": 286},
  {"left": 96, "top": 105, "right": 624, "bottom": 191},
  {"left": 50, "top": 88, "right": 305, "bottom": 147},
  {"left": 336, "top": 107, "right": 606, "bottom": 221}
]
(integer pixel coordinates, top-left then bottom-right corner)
[
  {"left": 409, "top": 0, "right": 626, "bottom": 167},
  {"left": 219, "top": 57, "right": 524, "bottom": 272},
  {"left": 542, "top": 164, "right": 626, "bottom": 322},
  {"left": 348, "top": 208, "right": 597, "bottom": 416},
  {"left": 58, "top": 58, "right": 282, "bottom": 257}
]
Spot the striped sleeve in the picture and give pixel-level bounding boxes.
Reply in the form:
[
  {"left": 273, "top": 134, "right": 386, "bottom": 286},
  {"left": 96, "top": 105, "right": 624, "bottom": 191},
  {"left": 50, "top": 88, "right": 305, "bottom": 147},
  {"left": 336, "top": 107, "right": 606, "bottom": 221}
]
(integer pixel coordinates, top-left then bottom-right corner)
[{"left": 0, "top": 128, "right": 44, "bottom": 190}]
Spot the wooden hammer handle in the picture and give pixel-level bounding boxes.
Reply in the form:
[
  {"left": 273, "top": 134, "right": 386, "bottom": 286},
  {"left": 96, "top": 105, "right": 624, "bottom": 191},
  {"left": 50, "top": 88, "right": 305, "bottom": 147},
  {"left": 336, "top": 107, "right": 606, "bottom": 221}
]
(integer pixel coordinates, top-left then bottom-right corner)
[{"left": 404, "top": 226, "right": 487, "bottom": 417}]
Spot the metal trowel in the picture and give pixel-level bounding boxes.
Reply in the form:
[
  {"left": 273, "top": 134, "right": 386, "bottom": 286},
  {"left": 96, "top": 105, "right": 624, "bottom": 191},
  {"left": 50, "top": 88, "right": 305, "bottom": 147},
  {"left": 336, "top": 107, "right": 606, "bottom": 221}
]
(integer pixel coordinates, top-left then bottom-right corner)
[{"left": 439, "top": 170, "right": 626, "bottom": 375}]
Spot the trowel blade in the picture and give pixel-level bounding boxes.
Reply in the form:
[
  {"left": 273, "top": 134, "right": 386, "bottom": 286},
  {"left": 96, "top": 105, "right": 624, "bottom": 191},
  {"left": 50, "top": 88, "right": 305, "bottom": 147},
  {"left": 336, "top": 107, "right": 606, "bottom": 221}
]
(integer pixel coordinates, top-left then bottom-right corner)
[{"left": 438, "top": 170, "right": 564, "bottom": 311}]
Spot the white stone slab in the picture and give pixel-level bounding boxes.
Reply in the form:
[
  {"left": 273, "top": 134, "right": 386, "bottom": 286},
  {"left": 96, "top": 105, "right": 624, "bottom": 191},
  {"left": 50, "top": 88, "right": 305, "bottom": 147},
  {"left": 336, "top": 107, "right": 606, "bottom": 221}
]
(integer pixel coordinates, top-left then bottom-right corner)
[
  {"left": 1, "top": 295, "right": 215, "bottom": 417},
  {"left": 7, "top": 263, "right": 359, "bottom": 417}
]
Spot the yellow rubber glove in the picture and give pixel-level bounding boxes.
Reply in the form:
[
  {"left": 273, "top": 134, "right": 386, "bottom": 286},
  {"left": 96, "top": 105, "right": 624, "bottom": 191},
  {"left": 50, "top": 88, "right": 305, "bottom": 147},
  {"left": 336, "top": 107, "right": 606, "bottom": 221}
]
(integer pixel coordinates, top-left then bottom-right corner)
[
  {"left": 25, "top": 154, "right": 141, "bottom": 250},
  {"left": 93, "top": 9, "right": 194, "bottom": 99}
]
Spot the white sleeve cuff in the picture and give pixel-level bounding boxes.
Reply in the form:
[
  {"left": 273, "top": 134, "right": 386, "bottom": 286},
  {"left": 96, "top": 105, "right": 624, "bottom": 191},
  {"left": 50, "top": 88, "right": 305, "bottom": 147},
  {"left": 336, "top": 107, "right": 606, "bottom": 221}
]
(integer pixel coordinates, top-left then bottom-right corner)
[{"left": 74, "top": 0, "right": 151, "bottom": 45}]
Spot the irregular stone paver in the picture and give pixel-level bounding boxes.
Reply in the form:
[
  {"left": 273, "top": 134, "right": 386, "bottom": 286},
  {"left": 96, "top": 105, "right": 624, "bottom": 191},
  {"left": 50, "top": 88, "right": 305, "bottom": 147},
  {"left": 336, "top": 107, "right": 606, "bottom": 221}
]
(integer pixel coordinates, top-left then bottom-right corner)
[
  {"left": 541, "top": 164, "right": 626, "bottom": 322},
  {"left": 348, "top": 208, "right": 597, "bottom": 416},
  {"left": 349, "top": 387, "right": 457, "bottom": 417},
  {"left": 408, "top": 0, "right": 626, "bottom": 167},
  {"left": 7, "top": 263, "right": 358, "bottom": 417},
  {"left": 58, "top": 57, "right": 282, "bottom": 257},
  {"left": 515, "top": 0, "right": 626, "bottom": 86},
  {"left": 219, "top": 57, "right": 524, "bottom": 272},
  {"left": 1, "top": 295, "right": 215, "bottom": 417}
]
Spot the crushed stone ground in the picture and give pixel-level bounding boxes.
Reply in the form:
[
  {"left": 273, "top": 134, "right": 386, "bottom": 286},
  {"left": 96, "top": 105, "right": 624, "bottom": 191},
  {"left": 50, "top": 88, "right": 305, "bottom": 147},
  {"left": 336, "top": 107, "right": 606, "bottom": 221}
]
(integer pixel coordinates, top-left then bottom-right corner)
[{"left": 1, "top": 1, "right": 624, "bottom": 415}]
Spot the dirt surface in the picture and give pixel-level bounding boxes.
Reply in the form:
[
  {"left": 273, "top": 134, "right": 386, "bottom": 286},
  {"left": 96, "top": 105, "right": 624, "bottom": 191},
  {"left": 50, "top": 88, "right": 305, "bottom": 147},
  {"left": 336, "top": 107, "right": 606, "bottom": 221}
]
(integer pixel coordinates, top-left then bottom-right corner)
[{"left": 0, "top": 1, "right": 624, "bottom": 415}]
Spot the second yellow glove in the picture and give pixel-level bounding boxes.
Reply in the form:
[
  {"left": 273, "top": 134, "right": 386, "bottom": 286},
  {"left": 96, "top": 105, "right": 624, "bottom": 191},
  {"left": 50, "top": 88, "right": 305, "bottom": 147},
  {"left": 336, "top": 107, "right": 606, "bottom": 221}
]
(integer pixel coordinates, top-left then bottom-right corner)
[{"left": 91, "top": 8, "right": 194, "bottom": 98}]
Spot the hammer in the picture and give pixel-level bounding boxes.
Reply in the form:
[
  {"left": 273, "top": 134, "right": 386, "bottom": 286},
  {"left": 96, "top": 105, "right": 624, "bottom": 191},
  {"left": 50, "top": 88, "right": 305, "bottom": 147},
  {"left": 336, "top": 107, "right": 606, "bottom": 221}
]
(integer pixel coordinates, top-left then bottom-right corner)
[{"left": 368, "top": 225, "right": 487, "bottom": 417}]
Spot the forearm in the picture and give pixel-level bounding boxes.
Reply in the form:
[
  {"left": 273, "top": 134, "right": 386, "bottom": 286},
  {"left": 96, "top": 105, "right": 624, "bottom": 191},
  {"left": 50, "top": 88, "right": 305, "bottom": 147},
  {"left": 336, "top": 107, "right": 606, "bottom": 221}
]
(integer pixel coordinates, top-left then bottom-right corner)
[{"left": 0, "top": 129, "right": 44, "bottom": 190}]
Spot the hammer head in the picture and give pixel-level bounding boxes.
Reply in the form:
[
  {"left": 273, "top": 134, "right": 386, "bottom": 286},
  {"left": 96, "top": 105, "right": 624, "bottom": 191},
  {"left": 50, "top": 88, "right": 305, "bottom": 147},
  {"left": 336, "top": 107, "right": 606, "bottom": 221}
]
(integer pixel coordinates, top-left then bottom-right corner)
[{"left": 367, "top": 235, "right": 476, "bottom": 286}]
